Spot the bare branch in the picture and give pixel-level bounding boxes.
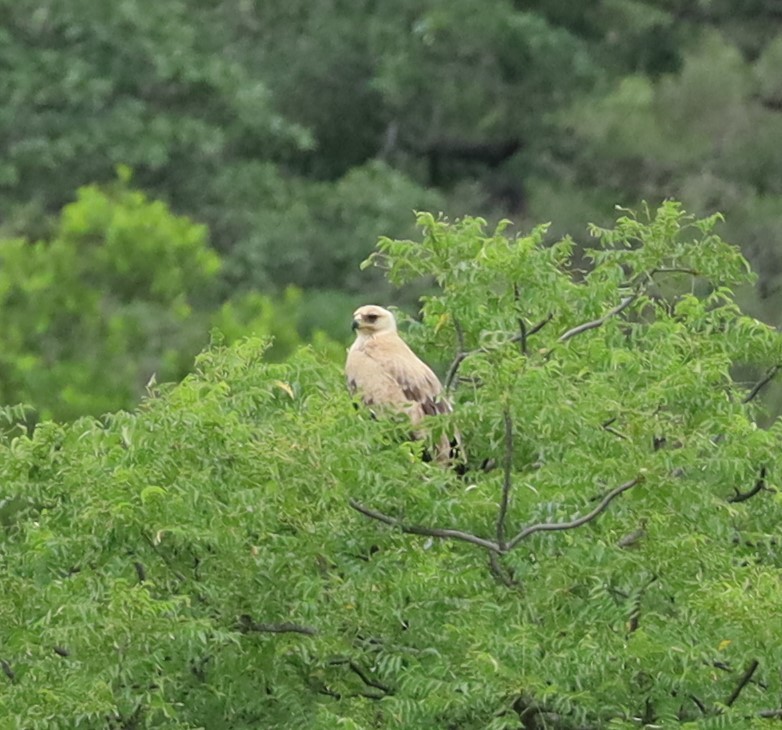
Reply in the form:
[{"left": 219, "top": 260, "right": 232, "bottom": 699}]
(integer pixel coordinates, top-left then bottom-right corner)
[
  {"left": 602, "top": 417, "right": 628, "bottom": 440},
  {"left": 689, "top": 694, "right": 707, "bottom": 715},
  {"left": 725, "top": 659, "right": 759, "bottom": 707},
  {"left": 729, "top": 466, "right": 767, "bottom": 504},
  {"left": 488, "top": 552, "right": 519, "bottom": 587},
  {"left": 512, "top": 313, "right": 553, "bottom": 343},
  {"left": 329, "top": 658, "right": 393, "bottom": 695},
  {"left": 237, "top": 615, "right": 317, "bottom": 636},
  {"left": 496, "top": 408, "right": 514, "bottom": 550},
  {"left": 506, "top": 477, "right": 643, "bottom": 551},
  {"left": 445, "top": 351, "right": 472, "bottom": 392},
  {"left": 558, "top": 296, "right": 637, "bottom": 344},
  {"left": 743, "top": 366, "right": 781, "bottom": 404},
  {"left": 349, "top": 499, "right": 502, "bottom": 553},
  {"left": 352, "top": 478, "right": 642, "bottom": 557},
  {"left": 0, "top": 659, "right": 15, "bottom": 682},
  {"left": 650, "top": 267, "right": 699, "bottom": 277}
]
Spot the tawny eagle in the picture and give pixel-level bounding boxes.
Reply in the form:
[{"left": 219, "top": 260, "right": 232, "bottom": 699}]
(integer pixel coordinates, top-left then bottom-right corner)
[{"left": 346, "top": 305, "right": 459, "bottom": 464}]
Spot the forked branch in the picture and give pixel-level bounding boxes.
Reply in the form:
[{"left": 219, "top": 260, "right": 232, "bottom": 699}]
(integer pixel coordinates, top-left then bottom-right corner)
[
  {"left": 444, "top": 314, "right": 553, "bottom": 391},
  {"left": 350, "top": 476, "right": 643, "bottom": 556},
  {"left": 349, "top": 499, "right": 503, "bottom": 553}
]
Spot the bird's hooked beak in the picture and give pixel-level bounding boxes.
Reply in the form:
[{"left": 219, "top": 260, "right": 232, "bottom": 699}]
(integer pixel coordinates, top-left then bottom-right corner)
[{"left": 351, "top": 318, "right": 360, "bottom": 331}]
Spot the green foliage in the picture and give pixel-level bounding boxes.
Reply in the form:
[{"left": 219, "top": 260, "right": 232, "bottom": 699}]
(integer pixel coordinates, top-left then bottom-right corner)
[
  {"left": 0, "top": 173, "right": 220, "bottom": 420},
  {"left": 220, "top": 161, "right": 443, "bottom": 296},
  {"left": 211, "top": 287, "right": 346, "bottom": 364},
  {"left": 0, "top": 174, "right": 353, "bottom": 420},
  {"left": 4, "top": 0, "right": 782, "bottom": 318},
  {"left": 2, "top": 203, "right": 782, "bottom": 728}
]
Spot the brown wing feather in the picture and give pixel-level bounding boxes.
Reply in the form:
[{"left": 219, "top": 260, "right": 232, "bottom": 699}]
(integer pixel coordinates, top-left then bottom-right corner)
[{"left": 346, "top": 332, "right": 451, "bottom": 421}]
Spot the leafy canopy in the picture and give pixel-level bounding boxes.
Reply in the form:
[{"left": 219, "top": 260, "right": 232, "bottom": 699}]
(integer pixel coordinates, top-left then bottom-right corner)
[{"left": 2, "top": 202, "right": 782, "bottom": 728}]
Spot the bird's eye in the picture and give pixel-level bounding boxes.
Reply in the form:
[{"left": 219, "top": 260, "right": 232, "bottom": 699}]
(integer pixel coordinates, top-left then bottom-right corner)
[{"left": 365, "top": 314, "right": 378, "bottom": 322}]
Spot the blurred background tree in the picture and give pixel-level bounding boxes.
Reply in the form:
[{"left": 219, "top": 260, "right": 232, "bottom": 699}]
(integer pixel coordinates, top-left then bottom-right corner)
[{"left": 1, "top": 0, "right": 782, "bottom": 416}]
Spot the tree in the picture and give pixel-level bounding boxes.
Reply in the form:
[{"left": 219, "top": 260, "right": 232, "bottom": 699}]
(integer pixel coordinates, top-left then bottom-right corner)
[
  {"left": 0, "top": 169, "right": 220, "bottom": 420},
  {"left": 0, "top": 172, "right": 348, "bottom": 421},
  {"left": 2, "top": 202, "right": 782, "bottom": 728}
]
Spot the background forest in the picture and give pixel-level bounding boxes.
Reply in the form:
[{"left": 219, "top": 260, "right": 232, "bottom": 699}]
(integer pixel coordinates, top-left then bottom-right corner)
[{"left": 2, "top": 0, "right": 782, "bottom": 418}]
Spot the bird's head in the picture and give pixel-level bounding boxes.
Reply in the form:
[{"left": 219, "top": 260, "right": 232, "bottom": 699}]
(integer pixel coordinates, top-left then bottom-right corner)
[{"left": 351, "top": 305, "right": 397, "bottom": 336}]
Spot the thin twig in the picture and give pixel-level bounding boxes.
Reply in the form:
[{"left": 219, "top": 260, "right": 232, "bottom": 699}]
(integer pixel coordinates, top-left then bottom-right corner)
[
  {"left": 511, "top": 313, "right": 553, "bottom": 344},
  {"left": 505, "top": 477, "right": 643, "bottom": 551},
  {"left": 725, "top": 659, "right": 759, "bottom": 707},
  {"left": 444, "top": 314, "right": 553, "bottom": 391},
  {"left": 237, "top": 615, "right": 317, "bottom": 636},
  {"left": 496, "top": 407, "right": 514, "bottom": 550},
  {"left": 689, "top": 694, "right": 707, "bottom": 714},
  {"left": 513, "top": 284, "right": 527, "bottom": 355},
  {"left": 329, "top": 659, "right": 393, "bottom": 695},
  {"left": 558, "top": 296, "right": 637, "bottom": 344},
  {"left": 650, "top": 267, "right": 699, "bottom": 277},
  {"left": 729, "top": 466, "right": 767, "bottom": 504},
  {"left": 602, "top": 417, "right": 628, "bottom": 440},
  {"left": 349, "top": 499, "right": 502, "bottom": 553},
  {"left": 743, "top": 366, "right": 781, "bottom": 404},
  {"left": 445, "top": 351, "right": 471, "bottom": 392},
  {"left": 0, "top": 659, "right": 15, "bottom": 682}
]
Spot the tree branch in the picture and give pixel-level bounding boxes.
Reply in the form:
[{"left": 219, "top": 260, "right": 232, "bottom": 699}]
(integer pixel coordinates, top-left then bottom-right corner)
[
  {"left": 513, "top": 283, "right": 527, "bottom": 355},
  {"left": 329, "top": 658, "right": 393, "bottom": 695},
  {"left": 512, "top": 313, "right": 553, "bottom": 343},
  {"left": 0, "top": 659, "right": 16, "bottom": 683},
  {"left": 488, "top": 552, "right": 519, "bottom": 587},
  {"left": 650, "top": 267, "right": 699, "bottom": 277},
  {"left": 444, "top": 351, "right": 471, "bottom": 392},
  {"left": 743, "top": 366, "right": 781, "bottom": 404},
  {"left": 558, "top": 296, "right": 637, "bottom": 344},
  {"left": 505, "top": 477, "right": 643, "bottom": 551},
  {"left": 602, "top": 417, "right": 628, "bottom": 440},
  {"left": 237, "top": 615, "right": 317, "bottom": 636},
  {"left": 444, "top": 314, "right": 553, "bottom": 391},
  {"left": 689, "top": 694, "right": 707, "bottom": 715},
  {"left": 728, "top": 467, "right": 767, "bottom": 504},
  {"left": 496, "top": 407, "right": 514, "bottom": 550},
  {"left": 725, "top": 659, "right": 759, "bottom": 707},
  {"left": 349, "top": 499, "right": 502, "bottom": 553}
]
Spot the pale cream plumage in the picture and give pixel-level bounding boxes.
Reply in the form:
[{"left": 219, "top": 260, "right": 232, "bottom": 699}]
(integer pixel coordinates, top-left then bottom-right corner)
[{"left": 346, "top": 305, "right": 457, "bottom": 463}]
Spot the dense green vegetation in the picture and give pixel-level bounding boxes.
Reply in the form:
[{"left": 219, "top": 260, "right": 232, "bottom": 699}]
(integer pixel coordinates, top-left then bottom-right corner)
[
  {"left": 3, "top": 5, "right": 782, "bottom": 726},
  {"left": 3, "top": 0, "right": 782, "bottom": 293},
  {"left": 3, "top": 205, "right": 782, "bottom": 728}
]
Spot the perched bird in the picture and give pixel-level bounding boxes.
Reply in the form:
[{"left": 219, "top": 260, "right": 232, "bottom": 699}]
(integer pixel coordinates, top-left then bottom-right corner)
[{"left": 346, "top": 305, "right": 459, "bottom": 465}]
